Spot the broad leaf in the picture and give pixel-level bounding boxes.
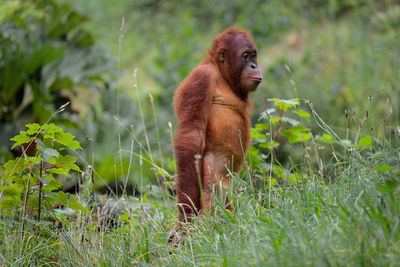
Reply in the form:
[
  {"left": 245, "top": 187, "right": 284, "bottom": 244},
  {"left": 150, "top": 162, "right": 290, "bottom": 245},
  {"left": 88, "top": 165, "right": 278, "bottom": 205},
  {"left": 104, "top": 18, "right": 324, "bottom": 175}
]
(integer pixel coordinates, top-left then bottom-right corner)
[
  {"left": 358, "top": 135, "right": 372, "bottom": 147},
  {"left": 47, "top": 167, "right": 70, "bottom": 177},
  {"left": 2, "top": 159, "right": 27, "bottom": 177},
  {"left": 281, "top": 126, "right": 311, "bottom": 143},
  {"left": 41, "top": 176, "right": 63, "bottom": 192},
  {"left": 42, "top": 123, "right": 63, "bottom": 140},
  {"left": 292, "top": 109, "right": 310, "bottom": 118},
  {"left": 251, "top": 128, "right": 266, "bottom": 139},
  {"left": 375, "top": 163, "right": 394, "bottom": 172},
  {"left": 56, "top": 132, "right": 82, "bottom": 150},
  {"left": 0, "top": 198, "right": 21, "bottom": 209},
  {"left": 10, "top": 131, "right": 32, "bottom": 149},
  {"left": 377, "top": 180, "right": 398, "bottom": 193},
  {"left": 43, "top": 147, "right": 59, "bottom": 161},
  {"left": 255, "top": 123, "right": 270, "bottom": 131},
  {"left": 268, "top": 98, "right": 299, "bottom": 112},
  {"left": 56, "top": 155, "right": 81, "bottom": 172},
  {"left": 26, "top": 123, "right": 41, "bottom": 135},
  {"left": 270, "top": 117, "right": 283, "bottom": 125},
  {"left": 2, "top": 183, "right": 24, "bottom": 197}
]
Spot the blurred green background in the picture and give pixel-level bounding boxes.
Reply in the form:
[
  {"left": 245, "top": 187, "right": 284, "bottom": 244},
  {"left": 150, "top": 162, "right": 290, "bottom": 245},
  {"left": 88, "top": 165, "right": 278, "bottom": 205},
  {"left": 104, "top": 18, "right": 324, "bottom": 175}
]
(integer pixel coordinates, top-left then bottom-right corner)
[{"left": 1, "top": 0, "right": 399, "bottom": 193}]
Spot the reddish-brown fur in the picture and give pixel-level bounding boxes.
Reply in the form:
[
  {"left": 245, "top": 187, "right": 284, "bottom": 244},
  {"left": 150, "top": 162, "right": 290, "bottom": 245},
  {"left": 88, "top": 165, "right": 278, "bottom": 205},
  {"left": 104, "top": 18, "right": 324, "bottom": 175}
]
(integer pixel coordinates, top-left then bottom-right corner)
[{"left": 170, "top": 27, "right": 262, "bottom": 241}]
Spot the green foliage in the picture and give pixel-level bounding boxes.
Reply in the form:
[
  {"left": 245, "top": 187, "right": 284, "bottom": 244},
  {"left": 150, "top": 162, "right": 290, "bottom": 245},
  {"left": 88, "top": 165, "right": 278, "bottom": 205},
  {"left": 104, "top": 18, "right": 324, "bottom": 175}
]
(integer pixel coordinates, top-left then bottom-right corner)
[
  {"left": 0, "top": 123, "right": 88, "bottom": 223},
  {"left": 358, "top": 135, "right": 372, "bottom": 147},
  {"left": 375, "top": 163, "right": 394, "bottom": 172},
  {"left": 1, "top": 2, "right": 399, "bottom": 264},
  {"left": 0, "top": 0, "right": 112, "bottom": 161},
  {"left": 251, "top": 98, "right": 311, "bottom": 183},
  {"left": 48, "top": 0, "right": 400, "bottom": 189},
  {"left": 1, "top": 144, "right": 399, "bottom": 265}
]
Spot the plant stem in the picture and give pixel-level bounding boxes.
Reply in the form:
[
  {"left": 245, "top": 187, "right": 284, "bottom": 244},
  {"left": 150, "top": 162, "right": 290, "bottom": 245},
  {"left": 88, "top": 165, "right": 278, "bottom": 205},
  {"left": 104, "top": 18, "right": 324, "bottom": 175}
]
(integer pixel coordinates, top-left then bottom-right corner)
[
  {"left": 149, "top": 94, "right": 165, "bottom": 169},
  {"left": 133, "top": 69, "right": 166, "bottom": 204},
  {"left": 116, "top": 17, "right": 125, "bottom": 185},
  {"left": 21, "top": 177, "right": 31, "bottom": 240},
  {"left": 37, "top": 160, "right": 43, "bottom": 222},
  {"left": 91, "top": 168, "right": 95, "bottom": 206}
]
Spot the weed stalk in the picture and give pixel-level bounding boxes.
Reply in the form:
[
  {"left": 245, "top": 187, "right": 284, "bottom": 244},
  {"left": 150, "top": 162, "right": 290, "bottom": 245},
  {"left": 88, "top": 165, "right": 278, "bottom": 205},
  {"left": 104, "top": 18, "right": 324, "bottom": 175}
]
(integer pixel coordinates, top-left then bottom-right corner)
[
  {"left": 37, "top": 160, "right": 43, "bottom": 222},
  {"left": 116, "top": 17, "right": 125, "bottom": 189}
]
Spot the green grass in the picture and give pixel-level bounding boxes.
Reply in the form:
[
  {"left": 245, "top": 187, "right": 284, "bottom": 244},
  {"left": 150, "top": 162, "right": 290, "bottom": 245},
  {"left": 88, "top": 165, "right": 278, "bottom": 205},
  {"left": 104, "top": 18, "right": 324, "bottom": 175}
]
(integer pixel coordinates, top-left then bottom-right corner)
[
  {"left": 1, "top": 2, "right": 400, "bottom": 266},
  {"left": 1, "top": 142, "right": 399, "bottom": 266}
]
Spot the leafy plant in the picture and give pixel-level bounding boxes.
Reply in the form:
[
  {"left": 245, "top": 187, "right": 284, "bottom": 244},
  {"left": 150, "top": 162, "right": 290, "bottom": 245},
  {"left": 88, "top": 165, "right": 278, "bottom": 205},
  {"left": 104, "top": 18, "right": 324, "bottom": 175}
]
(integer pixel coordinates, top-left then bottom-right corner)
[
  {"left": 251, "top": 98, "right": 311, "bottom": 184},
  {"left": 0, "top": 0, "right": 112, "bottom": 161},
  {"left": 0, "top": 122, "right": 89, "bottom": 226}
]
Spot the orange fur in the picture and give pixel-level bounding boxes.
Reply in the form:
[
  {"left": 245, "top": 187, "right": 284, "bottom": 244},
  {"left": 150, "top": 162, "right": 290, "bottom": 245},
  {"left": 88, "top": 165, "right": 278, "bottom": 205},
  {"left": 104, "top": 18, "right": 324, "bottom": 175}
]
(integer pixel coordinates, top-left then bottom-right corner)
[{"left": 169, "top": 27, "right": 262, "bottom": 242}]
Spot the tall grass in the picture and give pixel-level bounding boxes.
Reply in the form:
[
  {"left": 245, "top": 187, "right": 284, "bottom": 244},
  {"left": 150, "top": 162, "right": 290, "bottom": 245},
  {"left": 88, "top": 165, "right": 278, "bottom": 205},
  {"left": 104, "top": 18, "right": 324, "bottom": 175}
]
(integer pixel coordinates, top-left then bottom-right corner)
[
  {"left": 1, "top": 140, "right": 399, "bottom": 266},
  {"left": 1, "top": 66, "right": 399, "bottom": 265},
  {"left": 2, "top": 7, "right": 400, "bottom": 267}
]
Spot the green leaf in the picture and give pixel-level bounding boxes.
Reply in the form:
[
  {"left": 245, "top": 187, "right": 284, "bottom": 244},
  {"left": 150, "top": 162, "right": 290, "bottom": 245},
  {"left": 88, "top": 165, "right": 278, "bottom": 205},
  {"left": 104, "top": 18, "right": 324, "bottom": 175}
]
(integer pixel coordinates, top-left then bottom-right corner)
[
  {"left": 26, "top": 123, "right": 41, "bottom": 135},
  {"left": 56, "top": 155, "right": 81, "bottom": 172},
  {"left": 266, "top": 140, "right": 279, "bottom": 149},
  {"left": 259, "top": 108, "right": 276, "bottom": 121},
  {"left": 2, "top": 159, "right": 27, "bottom": 178},
  {"left": 292, "top": 109, "right": 310, "bottom": 118},
  {"left": 319, "top": 133, "right": 335, "bottom": 144},
  {"left": 377, "top": 180, "right": 398, "bottom": 193},
  {"left": 42, "top": 176, "right": 63, "bottom": 192},
  {"left": 35, "top": 138, "right": 45, "bottom": 151},
  {"left": 25, "top": 155, "right": 41, "bottom": 167},
  {"left": 214, "top": 199, "right": 238, "bottom": 224},
  {"left": 0, "top": 198, "right": 21, "bottom": 209},
  {"left": 270, "top": 117, "right": 283, "bottom": 125},
  {"left": 10, "top": 131, "right": 33, "bottom": 149},
  {"left": 47, "top": 167, "right": 70, "bottom": 177},
  {"left": 267, "top": 177, "right": 278, "bottom": 185},
  {"left": 255, "top": 123, "right": 270, "bottom": 131},
  {"left": 42, "top": 123, "right": 63, "bottom": 140},
  {"left": 258, "top": 143, "right": 269, "bottom": 148},
  {"left": 281, "top": 126, "right": 311, "bottom": 143},
  {"left": 2, "top": 183, "right": 24, "bottom": 197},
  {"left": 281, "top": 116, "right": 300, "bottom": 126},
  {"left": 56, "top": 132, "right": 82, "bottom": 150},
  {"left": 155, "top": 167, "right": 172, "bottom": 179},
  {"left": 40, "top": 44, "right": 65, "bottom": 65},
  {"left": 43, "top": 148, "right": 59, "bottom": 161},
  {"left": 292, "top": 125, "right": 309, "bottom": 132},
  {"left": 375, "top": 163, "right": 394, "bottom": 172},
  {"left": 119, "top": 210, "right": 131, "bottom": 223},
  {"left": 0, "top": 184, "right": 23, "bottom": 210},
  {"left": 257, "top": 216, "right": 272, "bottom": 224},
  {"left": 251, "top": 128, "right": 266, "bottom": 139},
  {"left": 168, "top": 158, "right": 176, "bottom": 172},
  {"left": 358, "top": 135, "right": 372, "bottom": 147},
  {"left": 268, "top": 98, "right": 299, "bottom": 112},
  {"left": 373, "top": 152, "right": 387, "bottom": 159}
]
